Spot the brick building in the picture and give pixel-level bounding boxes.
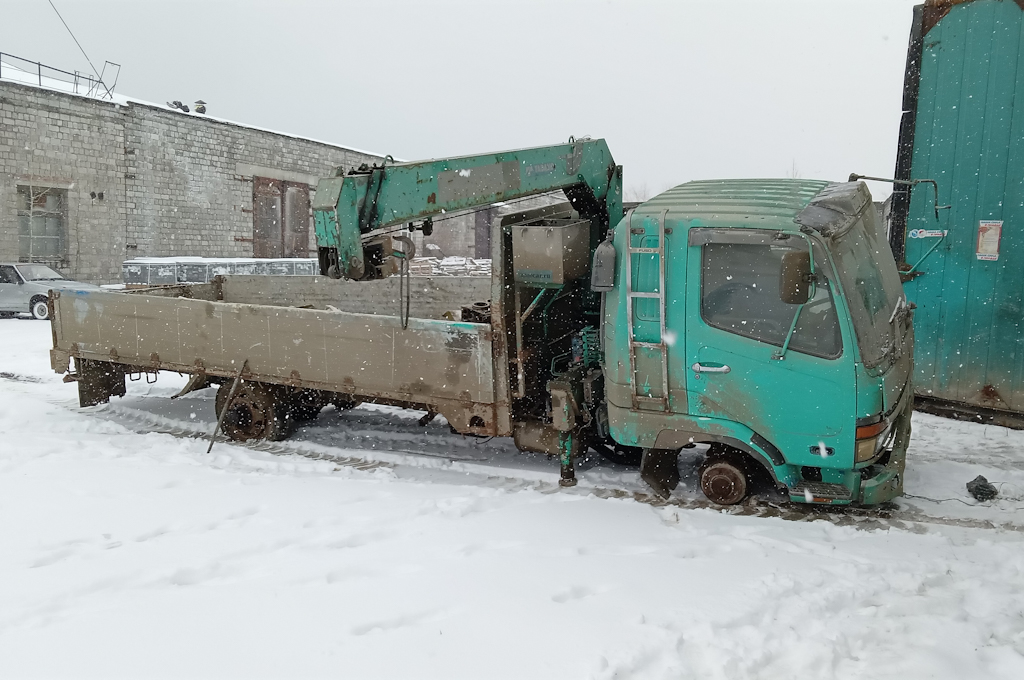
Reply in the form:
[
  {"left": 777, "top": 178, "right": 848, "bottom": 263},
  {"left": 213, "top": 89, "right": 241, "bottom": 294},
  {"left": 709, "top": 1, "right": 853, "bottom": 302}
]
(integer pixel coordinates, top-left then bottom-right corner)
[
  {"left": 1, "top": 59, "right": 567, "bottom": 283},
  {"left": 0, "top": 66, "right": 384, "bottom": 284}
]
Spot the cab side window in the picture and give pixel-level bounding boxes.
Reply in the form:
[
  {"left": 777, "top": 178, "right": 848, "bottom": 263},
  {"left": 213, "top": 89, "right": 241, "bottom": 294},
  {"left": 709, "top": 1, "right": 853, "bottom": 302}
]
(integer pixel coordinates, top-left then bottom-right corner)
[
  {"left": 701, "top": 243, "right": 842, "bottom": 359},
  {"left": 0, "top": 265, "right": 19, "bottom": 284}
]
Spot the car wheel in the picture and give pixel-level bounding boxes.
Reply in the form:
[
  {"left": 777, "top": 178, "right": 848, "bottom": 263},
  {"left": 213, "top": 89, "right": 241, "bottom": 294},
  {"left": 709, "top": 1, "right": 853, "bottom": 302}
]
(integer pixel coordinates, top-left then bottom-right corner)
[
  {"left": 0, "top": 311, "right": 15, "bottom": 319},
  {"left": 30, "top": 297, "right": 49, "bottom": 320}
]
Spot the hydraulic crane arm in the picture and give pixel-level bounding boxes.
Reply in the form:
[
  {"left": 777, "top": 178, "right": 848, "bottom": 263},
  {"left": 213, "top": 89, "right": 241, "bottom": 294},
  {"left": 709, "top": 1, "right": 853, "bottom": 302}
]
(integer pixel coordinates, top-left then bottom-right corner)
[{"left": 312, "top": 138, "right": 622, "bottom": 279}]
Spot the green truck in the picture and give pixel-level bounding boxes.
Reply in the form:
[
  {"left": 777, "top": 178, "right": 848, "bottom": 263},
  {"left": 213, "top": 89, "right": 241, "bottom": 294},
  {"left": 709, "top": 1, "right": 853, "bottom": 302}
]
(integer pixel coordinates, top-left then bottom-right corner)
[{"left": 50, "top": 139, "right": 911, "bottom": 506}]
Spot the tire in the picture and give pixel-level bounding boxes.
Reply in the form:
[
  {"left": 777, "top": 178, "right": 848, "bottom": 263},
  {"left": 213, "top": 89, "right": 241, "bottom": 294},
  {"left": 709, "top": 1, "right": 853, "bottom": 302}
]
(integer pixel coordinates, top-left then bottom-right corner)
[
  {"left": 289, "top": 390, "right": 328, "bottom": 423},
  {"left": 330, "top": 395, "right": 360, "bottom": 411},
  {"left": 0, "top": 311, "right": 15, "bottom": 319},
  {"left": 30, "top": 297, "right": 49, "bottom": 320},
  {"left": 589, "top": 439, "right": 644, "bottom": 467},
  {"left": 215, "top": 381, "right": 293, "bottom": 442},
  {"left": 699, "top": 457, "right": 749, "bottom": 505}
]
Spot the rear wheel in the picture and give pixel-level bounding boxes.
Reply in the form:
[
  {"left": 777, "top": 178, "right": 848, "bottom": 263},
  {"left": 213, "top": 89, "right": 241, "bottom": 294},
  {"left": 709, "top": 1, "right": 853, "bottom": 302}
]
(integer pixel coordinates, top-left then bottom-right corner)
[
  {"left": 289, "top": 390, "right": 328, "bottom": 422},
  {"left": 215, "top": 381, "right": 293, "bottom": 442},
  {"left": 30, "top": 297, "right": 48, "bottom": 320}
]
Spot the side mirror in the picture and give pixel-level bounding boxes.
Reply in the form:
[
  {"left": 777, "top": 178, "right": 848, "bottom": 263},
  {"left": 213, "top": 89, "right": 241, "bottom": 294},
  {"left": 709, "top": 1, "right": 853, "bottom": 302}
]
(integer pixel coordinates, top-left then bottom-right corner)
[
  {"left": 590, "top": 238, "right": 616, "bottom": 292},
  {"left": 779, "top": 251, "right": 812, "bottom": 304}
]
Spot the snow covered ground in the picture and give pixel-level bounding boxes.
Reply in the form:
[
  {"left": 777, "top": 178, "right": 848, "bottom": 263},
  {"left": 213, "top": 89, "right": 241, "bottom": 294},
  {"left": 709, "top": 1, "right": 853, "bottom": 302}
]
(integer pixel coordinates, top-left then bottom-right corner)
[{"left": 2, "top": 318, "right": 1023, "bottom": 679}]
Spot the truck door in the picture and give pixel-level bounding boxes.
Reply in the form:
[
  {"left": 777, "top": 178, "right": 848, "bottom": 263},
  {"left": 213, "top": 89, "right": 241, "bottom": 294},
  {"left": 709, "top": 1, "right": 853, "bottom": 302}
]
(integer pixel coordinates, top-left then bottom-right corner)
[{"left": 683, "top": 230, "right": 852, "bottom": 459}]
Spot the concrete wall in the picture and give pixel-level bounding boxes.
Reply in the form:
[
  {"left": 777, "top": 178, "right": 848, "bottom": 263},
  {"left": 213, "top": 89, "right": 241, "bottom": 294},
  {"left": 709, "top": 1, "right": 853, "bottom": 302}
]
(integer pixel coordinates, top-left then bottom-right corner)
[{"left": 0, "top": 80, "right": 383, "bottom": 284}]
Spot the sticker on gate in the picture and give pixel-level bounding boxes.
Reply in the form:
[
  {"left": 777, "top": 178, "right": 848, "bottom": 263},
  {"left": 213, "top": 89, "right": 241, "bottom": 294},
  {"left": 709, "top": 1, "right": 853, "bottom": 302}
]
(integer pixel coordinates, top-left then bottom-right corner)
[
  {"left": 908, "top": 229, "right": 946, "bottom": 238},
  {"left": 976, "top": 221, "right": 1002, "bottom": 261}
]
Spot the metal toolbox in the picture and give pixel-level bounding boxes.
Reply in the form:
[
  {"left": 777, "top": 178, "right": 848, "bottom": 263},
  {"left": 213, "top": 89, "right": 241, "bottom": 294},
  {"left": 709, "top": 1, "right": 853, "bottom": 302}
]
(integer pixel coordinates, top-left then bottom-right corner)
[{"left": 511, "top": 218, "right": 591, "bottom": 286}]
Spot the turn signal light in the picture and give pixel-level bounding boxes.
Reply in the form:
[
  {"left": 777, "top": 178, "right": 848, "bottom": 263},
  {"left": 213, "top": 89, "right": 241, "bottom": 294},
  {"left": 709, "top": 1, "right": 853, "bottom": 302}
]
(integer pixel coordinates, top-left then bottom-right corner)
[{"left": 856, "top": 420, "right": 887, "bottom": 440}]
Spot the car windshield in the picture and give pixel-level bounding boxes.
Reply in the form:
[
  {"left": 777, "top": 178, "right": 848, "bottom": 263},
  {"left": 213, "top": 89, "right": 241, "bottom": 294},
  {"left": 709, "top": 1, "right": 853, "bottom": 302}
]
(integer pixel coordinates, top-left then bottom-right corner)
[
  {"left": 829, "top": 210, "right": 905, "bottom": 369},
  {"left": 17, "top": 264, "right": 66, "bottom": 281}
]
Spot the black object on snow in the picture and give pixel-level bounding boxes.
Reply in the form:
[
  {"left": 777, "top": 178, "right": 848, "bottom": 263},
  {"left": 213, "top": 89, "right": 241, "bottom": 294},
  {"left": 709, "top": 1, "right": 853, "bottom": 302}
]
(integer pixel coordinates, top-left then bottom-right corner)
[{"left": 966, "top": 475, "right": 999, "bottom": 502}]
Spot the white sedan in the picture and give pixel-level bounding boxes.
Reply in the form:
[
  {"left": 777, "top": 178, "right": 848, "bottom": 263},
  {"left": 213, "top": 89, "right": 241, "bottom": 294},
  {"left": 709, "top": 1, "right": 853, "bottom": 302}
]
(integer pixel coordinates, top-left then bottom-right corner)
[{"left": 0, "top": 263, "right": 100, "bottom": 320}]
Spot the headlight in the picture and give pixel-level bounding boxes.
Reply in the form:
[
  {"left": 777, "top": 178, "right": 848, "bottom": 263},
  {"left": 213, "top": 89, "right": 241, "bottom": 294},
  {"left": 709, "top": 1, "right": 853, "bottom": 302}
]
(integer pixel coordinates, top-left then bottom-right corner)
[
  {"left": 855, "top": 437, "right": 878, "bottom": 463},
  {"left": 855, "top": 418, "right": 889, "bottom": 463}
]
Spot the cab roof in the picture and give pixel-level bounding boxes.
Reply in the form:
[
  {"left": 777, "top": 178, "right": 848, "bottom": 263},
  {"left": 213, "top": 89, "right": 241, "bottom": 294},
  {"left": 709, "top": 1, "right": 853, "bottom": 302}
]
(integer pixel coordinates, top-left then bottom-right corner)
[{"left": 637, "top": 178, "right": 832, "bottom": 230}]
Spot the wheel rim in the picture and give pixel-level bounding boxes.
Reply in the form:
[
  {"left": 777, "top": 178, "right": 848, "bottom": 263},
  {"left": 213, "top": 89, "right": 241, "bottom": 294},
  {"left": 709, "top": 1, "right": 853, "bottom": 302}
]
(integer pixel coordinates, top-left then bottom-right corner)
[
  {"left": 218, "top": 383, "right": 272, "bottom": 441},
  {"left": 32, "top": 301, "right": 48, "bottom": 319},
  {"left": 701, "top": 461, "right": 747, "bottom": 505}
]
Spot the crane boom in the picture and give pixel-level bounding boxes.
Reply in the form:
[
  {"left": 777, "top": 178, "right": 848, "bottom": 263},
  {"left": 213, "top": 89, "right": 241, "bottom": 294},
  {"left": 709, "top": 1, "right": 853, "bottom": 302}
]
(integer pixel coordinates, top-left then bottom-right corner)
[{"left": 312, "top": 138, "right": 622, "bottom": 279}]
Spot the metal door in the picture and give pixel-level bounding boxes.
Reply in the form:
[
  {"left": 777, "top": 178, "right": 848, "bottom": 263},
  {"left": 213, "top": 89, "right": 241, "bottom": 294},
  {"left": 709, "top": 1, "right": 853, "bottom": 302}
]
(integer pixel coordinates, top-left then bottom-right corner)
[{"left": 683, "top": 233, "right": 852, "bottom": 458}]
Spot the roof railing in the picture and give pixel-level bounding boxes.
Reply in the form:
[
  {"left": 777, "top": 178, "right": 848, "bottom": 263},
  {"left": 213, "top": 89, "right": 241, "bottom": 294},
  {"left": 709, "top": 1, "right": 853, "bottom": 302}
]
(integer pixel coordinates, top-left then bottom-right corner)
[{"left": 0, "top": 51, "right": 119, "bottom": 99}]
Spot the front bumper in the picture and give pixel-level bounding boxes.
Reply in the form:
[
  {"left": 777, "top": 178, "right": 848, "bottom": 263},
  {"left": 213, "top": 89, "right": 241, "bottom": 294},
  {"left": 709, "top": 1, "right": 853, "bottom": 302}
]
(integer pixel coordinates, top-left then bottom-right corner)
[
  {"left": 786, "top": 445, "right": 906, "bottom": 506},
  {"left": 856, "top": 445, "right": 906, "bottom": 505}
]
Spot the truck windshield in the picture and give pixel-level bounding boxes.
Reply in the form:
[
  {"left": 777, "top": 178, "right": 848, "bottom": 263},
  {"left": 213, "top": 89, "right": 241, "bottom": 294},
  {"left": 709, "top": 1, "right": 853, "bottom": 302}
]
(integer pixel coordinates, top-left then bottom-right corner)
[
  {"left": 829, "top": 212, "right": 905, "bottom": 369},
  {"left": 17, "top": 265, "right": 65, "bottom": 281}
]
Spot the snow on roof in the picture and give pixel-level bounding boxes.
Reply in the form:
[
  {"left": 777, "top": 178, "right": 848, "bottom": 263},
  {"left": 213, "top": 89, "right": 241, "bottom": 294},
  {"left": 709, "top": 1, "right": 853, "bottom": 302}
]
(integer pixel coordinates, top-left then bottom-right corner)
[{"left": 0, "top": 58, "right": 394, "bottom": 161}]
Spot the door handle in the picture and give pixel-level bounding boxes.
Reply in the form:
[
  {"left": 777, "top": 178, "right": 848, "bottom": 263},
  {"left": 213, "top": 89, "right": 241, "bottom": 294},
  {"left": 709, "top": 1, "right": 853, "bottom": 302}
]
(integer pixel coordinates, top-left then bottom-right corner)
[{"left": 691, "top": 362, "right": 731, "bottom": 374}]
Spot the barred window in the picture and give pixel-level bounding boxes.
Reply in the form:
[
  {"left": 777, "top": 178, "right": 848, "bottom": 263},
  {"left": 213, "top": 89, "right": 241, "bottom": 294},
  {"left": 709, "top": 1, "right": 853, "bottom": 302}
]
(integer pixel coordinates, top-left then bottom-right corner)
[{"left": 16, "top": 186, "right": 67, "bottom": 265}]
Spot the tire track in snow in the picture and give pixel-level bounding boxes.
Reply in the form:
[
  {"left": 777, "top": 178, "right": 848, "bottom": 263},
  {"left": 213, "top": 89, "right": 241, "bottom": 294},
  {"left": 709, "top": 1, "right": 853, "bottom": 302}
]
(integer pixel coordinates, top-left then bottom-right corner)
[
  {"left": 10, "top": 371, "right": 1018, "bottom": 536},
  {"left": 61, "top": 396, "right": 1024, "bottom": 535}
]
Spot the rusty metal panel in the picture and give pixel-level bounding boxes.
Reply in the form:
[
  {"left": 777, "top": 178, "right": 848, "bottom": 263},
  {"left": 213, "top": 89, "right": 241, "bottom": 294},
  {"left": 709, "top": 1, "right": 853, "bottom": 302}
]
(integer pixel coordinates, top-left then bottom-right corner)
[
  {"left": 52, "top": 289, "right": 495, "bottom": 405},
  {"left": 253, "top": 177, "right": 282, "bottom": 258},
  {"left": 922, "top": 0, "right": 1024, "bottom": 35},
  {"left": 283, "top": 184, "right": 310, "bottom": 257}
]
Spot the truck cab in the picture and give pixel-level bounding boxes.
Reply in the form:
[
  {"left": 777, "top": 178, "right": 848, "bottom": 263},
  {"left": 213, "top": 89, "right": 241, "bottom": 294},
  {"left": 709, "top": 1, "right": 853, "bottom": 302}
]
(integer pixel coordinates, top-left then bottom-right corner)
[{"left": 601, "top": 179, "right": 912, "bottom": 505}]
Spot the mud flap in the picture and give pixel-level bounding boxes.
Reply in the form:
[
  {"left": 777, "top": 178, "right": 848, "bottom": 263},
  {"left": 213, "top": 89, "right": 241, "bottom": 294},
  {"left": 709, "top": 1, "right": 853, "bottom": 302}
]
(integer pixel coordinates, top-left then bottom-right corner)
[
  {"left": 75, "top": 358, "right": 126, "bottom": 407},
  {"left": 640, "top": 448, "right": 680, "bottom": 499}
]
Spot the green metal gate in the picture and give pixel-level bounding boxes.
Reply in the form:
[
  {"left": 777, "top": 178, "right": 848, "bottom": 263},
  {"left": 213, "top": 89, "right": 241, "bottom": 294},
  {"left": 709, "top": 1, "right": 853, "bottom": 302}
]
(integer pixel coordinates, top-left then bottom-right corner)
[{"left": 891, "top": 0, "right": 1024, "bottom": 422}]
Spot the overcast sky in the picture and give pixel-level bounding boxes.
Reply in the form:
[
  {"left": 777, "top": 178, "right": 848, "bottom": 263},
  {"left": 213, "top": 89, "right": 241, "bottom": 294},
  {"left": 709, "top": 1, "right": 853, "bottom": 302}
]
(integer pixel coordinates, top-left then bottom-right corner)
[{"left": 1, "top": 0, "right": 920, "bottom": 199}]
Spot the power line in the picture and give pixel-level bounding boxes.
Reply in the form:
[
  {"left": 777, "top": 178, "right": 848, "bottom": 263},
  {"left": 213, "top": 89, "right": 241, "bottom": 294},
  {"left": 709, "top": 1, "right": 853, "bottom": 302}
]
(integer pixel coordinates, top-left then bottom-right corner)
[{"left": 47, "top": 0, "right": 103, "bottom": 82}]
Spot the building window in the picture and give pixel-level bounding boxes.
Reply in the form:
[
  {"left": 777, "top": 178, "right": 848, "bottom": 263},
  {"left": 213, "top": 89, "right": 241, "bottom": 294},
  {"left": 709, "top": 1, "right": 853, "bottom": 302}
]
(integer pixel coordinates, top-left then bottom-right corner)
[
  {"left": 16, "top": 186, "right": 67, "bottom": 265},
  {"left": 253, "top": 177, "right": 310, "bottom": 258}
]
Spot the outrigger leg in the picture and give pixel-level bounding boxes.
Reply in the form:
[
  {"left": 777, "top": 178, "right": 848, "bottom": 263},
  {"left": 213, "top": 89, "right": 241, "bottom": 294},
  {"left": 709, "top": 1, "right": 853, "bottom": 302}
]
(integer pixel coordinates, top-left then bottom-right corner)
[{"left": 558, "top": 429, "right": 580, "bottom": 487}]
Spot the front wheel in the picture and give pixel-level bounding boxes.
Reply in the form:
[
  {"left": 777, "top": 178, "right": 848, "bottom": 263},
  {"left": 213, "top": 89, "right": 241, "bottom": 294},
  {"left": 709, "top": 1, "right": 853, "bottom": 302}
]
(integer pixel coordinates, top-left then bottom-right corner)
[
  {"left": 699, "top": 457, "right": 749, "bottom": 505},
  {"left": 30, "top": 297, "right": 49, "bottom": 320}
]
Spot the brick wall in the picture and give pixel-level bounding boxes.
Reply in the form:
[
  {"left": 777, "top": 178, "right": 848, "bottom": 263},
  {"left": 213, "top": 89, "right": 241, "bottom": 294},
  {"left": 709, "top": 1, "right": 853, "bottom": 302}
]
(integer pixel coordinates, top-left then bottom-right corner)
[
  {"left": 0, "top": 82, "right": 128, "bottom": 282},
  {"left": 0, "top": 80, "right": 383, "bottom": 284}
]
